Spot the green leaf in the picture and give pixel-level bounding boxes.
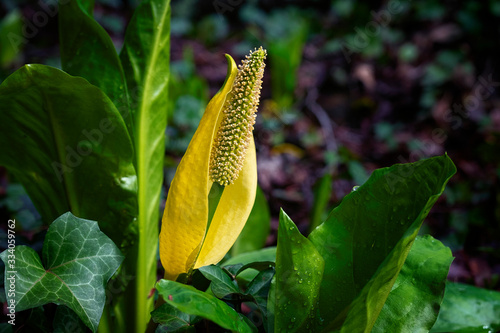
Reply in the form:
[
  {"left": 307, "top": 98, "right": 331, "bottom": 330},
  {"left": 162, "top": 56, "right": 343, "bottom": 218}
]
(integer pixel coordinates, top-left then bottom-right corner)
[
  {"left": 246, "top": 268, "right": 275, "bottom": 331},
  {"left": 118, "top": 0, "right": 171, "bottom": 330},
  {"left": 231, "top": 261, "right": 275, "bottom": 278},
  {"left": 53, "top": 306, "right": 88, "bottom": 333},
  {"left": 0, "top": 64, "right": 137, "bottom": 249},
  {"left": 308, "top": 154, "right": 456, "bottom": 332},
  {"left": 231, "top": 187, "right": 271, "bottom": 256},
  {"left": 198, "top": 265, "right": 240, "bottom": 298},
  {"left": 373, "top": 235, "right": 453, "bottom": 332},
  {"left": 222, "top": 247, "right": 276, "bottom": 284},
  {"left": 0, "top": 212, "right": 124, "bottom": 332},
  {"left": 156, "top": 279, "right": 257, "bottom": 333},
  {"left": 223, "top": 247, "right": 277, "bottom": 266},
  {"left": 274, "top": 209, "right": 325, "bottom": 333},
  {"left": 59, "top": 0, "right": 132, "bottom": 135},
  {"left": 151, "top": 302, "right": 200, "bottom": 332},
  {"left": 246, "top": 268, "right": 275, "bottom": 297},
  {"left": 430, "top": 282, "right": 500, "bottom": 333}
]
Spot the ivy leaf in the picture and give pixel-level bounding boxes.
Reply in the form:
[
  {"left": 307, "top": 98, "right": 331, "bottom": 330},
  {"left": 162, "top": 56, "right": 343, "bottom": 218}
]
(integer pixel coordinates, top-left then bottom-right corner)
[{"left": 0, "top": 212, "right": 124, "bottom": 332}]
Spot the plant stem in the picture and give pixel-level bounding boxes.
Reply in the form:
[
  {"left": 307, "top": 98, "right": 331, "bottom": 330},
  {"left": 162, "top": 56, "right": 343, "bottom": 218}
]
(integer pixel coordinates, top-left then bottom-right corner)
[{"left": 98, "top": 304, "right": 114, "bottom": 333}]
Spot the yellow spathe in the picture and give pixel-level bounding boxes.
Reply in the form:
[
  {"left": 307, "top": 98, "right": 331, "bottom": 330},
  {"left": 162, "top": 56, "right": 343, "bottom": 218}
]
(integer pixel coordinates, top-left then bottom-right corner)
[{"left": 159, "top": 54, "right": 258, "bottom": 281}]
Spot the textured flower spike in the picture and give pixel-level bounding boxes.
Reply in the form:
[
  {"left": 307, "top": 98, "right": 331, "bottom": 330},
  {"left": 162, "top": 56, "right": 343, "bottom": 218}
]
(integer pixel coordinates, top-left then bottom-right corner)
[
  {"left": 210, "top": 47, "right": 266, "bottom": 186},
  {"left": 160, "top": 48, "right": 266, "bottom": 281}
]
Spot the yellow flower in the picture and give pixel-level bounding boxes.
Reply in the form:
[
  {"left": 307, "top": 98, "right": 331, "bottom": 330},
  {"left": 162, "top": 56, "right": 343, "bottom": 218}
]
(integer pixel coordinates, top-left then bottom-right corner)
[{"left": 159, "top": 48, "right": 266, "bottom": 281}]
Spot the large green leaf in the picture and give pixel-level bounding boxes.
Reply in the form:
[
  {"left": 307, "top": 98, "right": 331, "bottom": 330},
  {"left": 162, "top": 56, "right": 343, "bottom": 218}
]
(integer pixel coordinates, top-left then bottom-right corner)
[
  {"left": 58, "top": 0, "right": 132, "bottom": 135},
  {"left": 156, "top": 279, "right": 256, "bottom": 333},
  {"left": 0, "top": 64, "right": 137, "bottom": 249},
  {"left": 273, "top": 209, "right": 325, "bottom": 333},
  {"left": 431, "top": 282, "right": 500, "bottom": 333},
  {"left": 0, "top": 212, "right": 124, "bottom": 332},
  {"left": 373, "top": 235, "right": 453, "bottom": 332},
  {"left": 308, "top": 154, "right": 456, "bottom": 332},
  {"left": 231, "top": 187, "right": 271, "bottom": 256},
  {"left": 118, "top": 0, "right": 171, "bottom": 330}
]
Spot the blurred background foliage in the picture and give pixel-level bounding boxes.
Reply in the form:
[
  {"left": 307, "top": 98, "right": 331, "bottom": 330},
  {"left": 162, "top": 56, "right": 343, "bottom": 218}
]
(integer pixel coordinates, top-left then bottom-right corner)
[{"left": 1, "top": 0, "right": 499, "bottom": 296}]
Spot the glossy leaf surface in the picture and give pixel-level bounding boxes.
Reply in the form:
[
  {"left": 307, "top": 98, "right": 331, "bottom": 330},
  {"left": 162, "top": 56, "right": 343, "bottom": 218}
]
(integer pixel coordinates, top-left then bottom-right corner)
[
  {"left": 223, "top": 247, "right": 276, "bottom": 284},
  {"left": 431, "top": 282, "right": 500, "bottom": 333},
  {"left": 0, "top": 212, "right": 123, "bottom": 332},
  {"left": 118, "top": 0, "right": 171, "bottom": 329},
  {"left": 246, "top": 267, "right": 275, "bottom": 331},
  {"left": 274, "top": 209, "right": 325, "bottom": 333},
  {"left": 308, "top": 154, "right": 456, "bottom": 332},
  {"left": 372, "top": 235, "right": 453, "bottom": 332},
  {"left": 198, "top": 265, "right": 240, "bottom": 298},
  {"left": 59, "top": 0, "right": 131, "bottom": 133},
  {"left": 156, "top": 279, "right": 256, "bottom": 333},
  {"left": 0, "top": 64, "right": 137, "bottom": 248}
]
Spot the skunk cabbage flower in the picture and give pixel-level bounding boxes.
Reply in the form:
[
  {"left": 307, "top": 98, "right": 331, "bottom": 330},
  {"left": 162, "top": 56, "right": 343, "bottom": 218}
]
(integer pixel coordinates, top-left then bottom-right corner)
[{"left": 160, "top": 48, "right": 266, "bottom": 281}]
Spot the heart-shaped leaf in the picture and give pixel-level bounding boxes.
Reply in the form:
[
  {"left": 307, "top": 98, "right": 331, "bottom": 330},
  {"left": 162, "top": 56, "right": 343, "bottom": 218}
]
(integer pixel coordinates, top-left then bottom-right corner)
[{"left": 0, "top": 212, "right": 124, "bottom": 332}]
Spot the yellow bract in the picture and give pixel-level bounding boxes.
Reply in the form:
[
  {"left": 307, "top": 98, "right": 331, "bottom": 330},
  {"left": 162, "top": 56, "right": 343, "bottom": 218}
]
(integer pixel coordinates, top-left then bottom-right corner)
[{"left": 159, "top": 54, "right": 258, "bottom": 281}]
